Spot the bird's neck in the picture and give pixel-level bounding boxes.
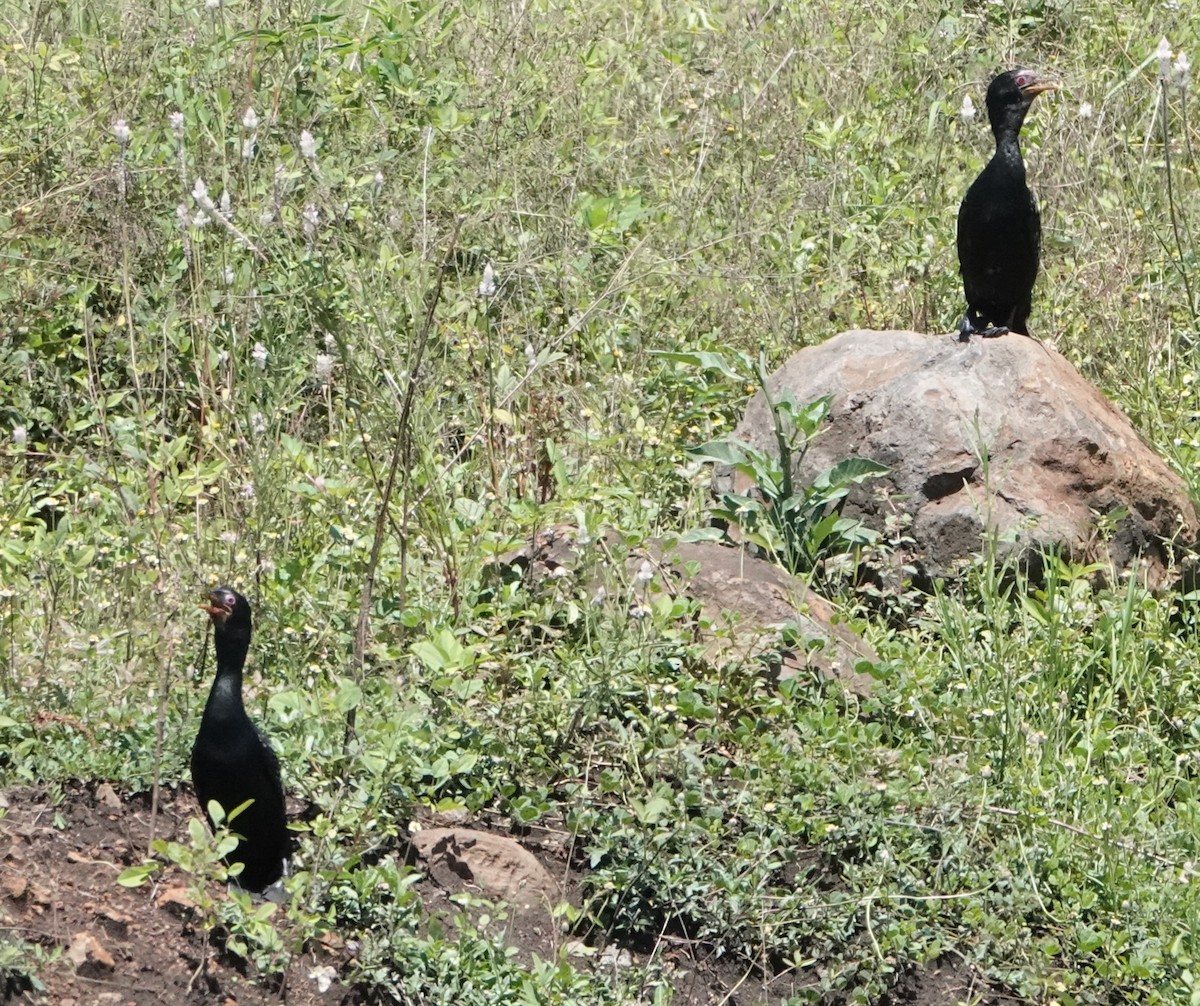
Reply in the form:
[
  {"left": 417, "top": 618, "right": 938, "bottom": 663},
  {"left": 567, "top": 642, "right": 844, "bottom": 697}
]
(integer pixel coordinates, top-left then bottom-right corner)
[
  {"left": 205, "top": 640, "right": 249, "bottom": 717},
  {"left": 993, "top": 133, "right": 1025, "bottom": 174}
]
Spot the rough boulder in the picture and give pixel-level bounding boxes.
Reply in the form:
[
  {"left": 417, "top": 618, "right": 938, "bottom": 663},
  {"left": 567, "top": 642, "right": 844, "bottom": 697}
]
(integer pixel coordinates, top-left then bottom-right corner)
[{"left": 732, "top": 330, "right": 1198, "bottom": 587}]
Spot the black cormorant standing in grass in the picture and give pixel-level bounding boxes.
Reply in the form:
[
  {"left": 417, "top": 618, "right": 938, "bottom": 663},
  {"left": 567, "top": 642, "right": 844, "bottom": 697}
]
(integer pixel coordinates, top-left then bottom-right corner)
[
  {"left": 192, "top": 586, "right": 288, "bottom": 893},
  {"left": 957, "top": 69, "right": 1057, "bottom": 341}
]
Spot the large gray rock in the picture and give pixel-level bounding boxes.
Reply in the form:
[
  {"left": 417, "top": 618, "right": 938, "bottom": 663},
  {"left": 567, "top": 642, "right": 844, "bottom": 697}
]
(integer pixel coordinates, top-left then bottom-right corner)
[{"left": 732, "top": 330, "right": 1198, "bottom": 587}]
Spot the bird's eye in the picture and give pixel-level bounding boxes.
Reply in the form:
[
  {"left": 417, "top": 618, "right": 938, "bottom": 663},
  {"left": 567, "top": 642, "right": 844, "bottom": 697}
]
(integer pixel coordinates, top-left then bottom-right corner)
[{"left": 1016, "top": 74, "right": 1029, "bottom": 86}]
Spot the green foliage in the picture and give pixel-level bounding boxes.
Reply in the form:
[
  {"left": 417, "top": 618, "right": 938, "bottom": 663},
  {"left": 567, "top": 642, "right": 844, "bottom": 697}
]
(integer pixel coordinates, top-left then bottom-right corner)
[
  {"left": 4, "top": 0, "right": 1200, "bottom": 1002},
  {"left": 678, "top": 350, "right": 888, "bottom": 578}
]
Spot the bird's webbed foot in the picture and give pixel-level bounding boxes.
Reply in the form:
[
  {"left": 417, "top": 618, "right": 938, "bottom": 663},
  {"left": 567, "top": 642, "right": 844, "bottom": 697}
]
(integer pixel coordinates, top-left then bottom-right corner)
[{"left": 980, "top": 325, "right": 1010, "bottom": 338}]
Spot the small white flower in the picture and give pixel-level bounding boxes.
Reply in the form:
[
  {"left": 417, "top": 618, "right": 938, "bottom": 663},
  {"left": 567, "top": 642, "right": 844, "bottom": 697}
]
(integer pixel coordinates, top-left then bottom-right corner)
[
  {"left": 299, "top": 129, "right": 317, "bottom": 160},
  {"left": 308, "top": 965, "right": 337, "bottom": 994},
  {"left": 205, "top": 0, "right": 219, "bottom": 8},
  {"left": 192, "top": 209, "right": 210, "bottom": 228},
  {"left": 312, "top": 475, "right": 326, "bottom": 493},
  {"left": 315, "top": 353, "right": 335, "bottom": 385},
  {"left": 1158, "top": 37, "right": 1173, "bottom": 81},
  {"left": 252, "top": 342, "right": 269, "bottom": 370},
  {"left": 217, "top": 350, "right": 230, "bottom": 365},
  {"left": 113, "top": 119, "right": 131, "bottom": 146},
  {"left": 241, "top": 137, "right": 256, "bottom": 160},
  {"left": 12, "top": 426, "right": 27, "bottom": 446},
  {"left": 192, "top": 177, "right": 208, "bottom": 202},
  {"left": 525, "top": 343, "right": 536, "bottom": 370},
  {"left": 242, "top": 107, "right": 258, "bottom": 131},
  {"left": 959, "top": 95, "right": 976, "bottom": 123},
  {"left": 241, "top": 482, "right": 256, "bottom": 500},
  {"left": 372, "top": 170, "right": 385, "bottom": 190},
  {"left": 219, "top": 190, "right": 231, "bottom": 215},
  {"left": 259, "top": 209, "right": 276, "bottom": 225},
  {"left": 168, "top": 111, "right": 185, "bottom": 136},
  {"left": 251, "top": 412, "right": 267, "bottom": 436},
  {"left": 324, "top": 332, "right": 336, "bottom": 352},
  {"left": 302, "top": 203, "right": 319, "bottom": 239},
  {"left": 1078, "top": 101, "right": 1093, "bottom": 120},
  {"left": 1176, "top": 52, "right": 1191, "bottom": 92},
  {"left": 176, "top": 203, "right": 190, "bottom": 230},
  {"left": 223, "top": 266, "right": 235, "bottom": 286},
  {"left": 477, "top": 262, "right": 496, "bottom": 298},
  {"left": 634, "top": 558, "right": 654, "bottom": 585},
  {"left": 922, "top": 233, "right": 935, "bottom": 252},
  {"left": 591, "top": 586, "right": 607, "bottom": 607}
]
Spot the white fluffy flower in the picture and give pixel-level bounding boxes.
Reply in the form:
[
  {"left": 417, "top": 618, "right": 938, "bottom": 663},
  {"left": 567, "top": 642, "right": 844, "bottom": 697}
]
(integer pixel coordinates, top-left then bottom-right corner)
[
  {"left": 252, "top": 342, "right": 269, "bottom": 370},
  {"left": 1176, "top": 52, "right": 1191, "bottom": 92},
  {"left": 242, "top": 107, "right": 258, "bottom": 131},
  {"left": 315, "top": 353, "right": 335, "bottom": 385},
  {"left": 302, "top": 203, "right": 319, "bottom": 239},
  {"left": 958, "top": 95, "right": 976, "bottom": 123},
  {"left": 1079, "top": 101, "right": 1093, "bottom": 120},
  {"left": 12, "top": 426, "right": 27, "bottom": 446},
  {"left": 299, "top": 129, "right": 317, "bottom": 160},
  {"left": 251, "top": 412, "right": 267, "bottom": 436},
  {"left": 192, "top": 177, "right": 208, "bottom": 202},
  {"left": 168, "top": 111, "right": 184, "bottom": 136},
  {"left": 242, "top": 137, "right": 255, "bottom": 160},
  {"left": 113, "top": 119, "right": 131, "bottom": 146},
  {"left": 1158, "top": 37, "right": 1174, "bottom": 81},
  {"left": 477, "top": 262, "right": 496, "bottom": 298}
]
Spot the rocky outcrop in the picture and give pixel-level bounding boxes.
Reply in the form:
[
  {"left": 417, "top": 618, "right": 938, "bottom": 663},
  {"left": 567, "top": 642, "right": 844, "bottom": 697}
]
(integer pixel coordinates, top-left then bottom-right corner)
[
  {"left": 491, "top": 528, "right": 878, "bottom": 696},
  {"left": 412, "top": 827, "right": 560, "bottom": 910},
  {"left": 731, "top": 330, "right": 1197, "bottom": 587},
  {"left": 649, "top": 541, "right": 878, "bottom": 697}
]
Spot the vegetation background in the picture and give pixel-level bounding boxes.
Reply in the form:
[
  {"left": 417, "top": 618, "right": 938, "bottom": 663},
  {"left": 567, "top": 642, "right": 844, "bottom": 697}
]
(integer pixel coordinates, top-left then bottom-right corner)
[{"left": 4, "top": 0, "right": 1200, "bottom": 1001}]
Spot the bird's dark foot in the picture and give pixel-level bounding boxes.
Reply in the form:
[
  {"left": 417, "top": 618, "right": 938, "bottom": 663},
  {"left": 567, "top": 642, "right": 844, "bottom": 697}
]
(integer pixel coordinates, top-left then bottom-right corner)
[
  {"left": 981, "top": 326, "right": 1010, "bottom": 338},
  {"left": 956, "top": 319, "right": 975, "bottom": 342}
]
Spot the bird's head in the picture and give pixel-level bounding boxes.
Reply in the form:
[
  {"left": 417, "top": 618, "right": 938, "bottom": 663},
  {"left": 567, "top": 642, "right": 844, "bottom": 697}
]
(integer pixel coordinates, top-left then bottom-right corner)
[
  {"left": 199, "top": 586, "right": 252, "bottom": 636},
  {"left": 986, "top": 69, "right": 1057, "bottom": 136}
]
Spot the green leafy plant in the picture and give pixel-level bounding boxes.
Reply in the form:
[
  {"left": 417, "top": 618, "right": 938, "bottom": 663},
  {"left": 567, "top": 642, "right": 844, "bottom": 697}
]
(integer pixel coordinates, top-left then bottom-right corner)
[
  {"left": 667, "top": 350, "right": 887, "bottom": 578},
  {"left": 119, "top": 800, "right": 288, "bottom": 975}
]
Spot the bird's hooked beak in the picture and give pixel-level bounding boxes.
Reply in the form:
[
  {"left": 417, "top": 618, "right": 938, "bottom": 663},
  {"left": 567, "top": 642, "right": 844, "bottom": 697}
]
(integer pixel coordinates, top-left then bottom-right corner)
[
  {"left": 199, "top": 589, "right": 233, "bottom": 624},
  {"left": 1020, "top": 76, "right": 1058, "bottom": 97}
]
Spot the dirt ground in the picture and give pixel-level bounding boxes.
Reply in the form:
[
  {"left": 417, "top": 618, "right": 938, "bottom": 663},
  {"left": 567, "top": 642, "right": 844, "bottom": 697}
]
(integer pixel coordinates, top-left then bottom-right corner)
[{"left": 0, "top": 784, "right": 1020, "bottom": 1005}]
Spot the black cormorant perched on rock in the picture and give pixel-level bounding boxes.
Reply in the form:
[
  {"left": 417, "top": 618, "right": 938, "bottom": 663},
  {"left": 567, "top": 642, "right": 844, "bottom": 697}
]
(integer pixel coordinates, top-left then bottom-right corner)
[
  {"left": 956, "top": 69, "right": 1056, "bottom": 341},
  {"left": 191, "top": 586, "right": 288, "bottom": 893}
]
